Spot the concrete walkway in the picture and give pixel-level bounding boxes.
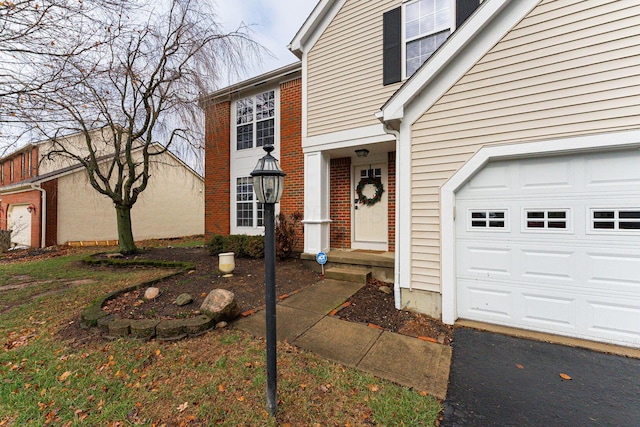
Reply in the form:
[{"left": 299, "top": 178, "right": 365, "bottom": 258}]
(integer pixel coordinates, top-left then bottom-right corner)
[{"left": 235, "top": 279, "right": 452, "bottom": 400}]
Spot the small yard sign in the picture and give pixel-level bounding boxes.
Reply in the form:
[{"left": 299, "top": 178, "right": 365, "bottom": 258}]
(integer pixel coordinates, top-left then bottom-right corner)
[{"left": 316, "top": 252, "right": 327, "bottom": 275}]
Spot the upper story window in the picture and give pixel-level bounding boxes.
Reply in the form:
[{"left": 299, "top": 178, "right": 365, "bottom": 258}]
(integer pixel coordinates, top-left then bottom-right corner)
[
  {"left": 405, "top": 0, "right": 451, "bottom": 77},
  {"left": 236, "top": 90, "right": 275, "bottom": 151},
  {"left": 383, "top": 0, "right": 479, "bottom": 85}
]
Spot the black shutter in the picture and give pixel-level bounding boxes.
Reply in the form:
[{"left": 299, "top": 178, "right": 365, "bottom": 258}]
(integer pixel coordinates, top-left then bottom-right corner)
[
  {"left": 383, "top": 7, "right": 402, "bottom": 86},
  {"left": 456, "top": 0, "right": 480, "bottom": 28}
]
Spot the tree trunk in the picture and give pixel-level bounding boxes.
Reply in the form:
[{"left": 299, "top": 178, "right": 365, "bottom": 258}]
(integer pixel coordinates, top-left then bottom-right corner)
[{"left": 116, "top": 205, "right": 137, "bottom": 254}]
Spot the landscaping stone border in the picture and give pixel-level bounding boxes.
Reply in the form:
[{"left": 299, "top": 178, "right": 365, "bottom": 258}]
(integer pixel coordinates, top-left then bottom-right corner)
[{"left": 80, "top": 253, "right": 218, "bottom": 341}]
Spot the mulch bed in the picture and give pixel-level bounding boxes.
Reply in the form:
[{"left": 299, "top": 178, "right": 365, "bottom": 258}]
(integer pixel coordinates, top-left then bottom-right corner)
[
  {"left": 4, "top": 243, "right": 454, "bottom": 345},
  {"left": 98, "top": 246, "right": 454, "bottom": 344}
]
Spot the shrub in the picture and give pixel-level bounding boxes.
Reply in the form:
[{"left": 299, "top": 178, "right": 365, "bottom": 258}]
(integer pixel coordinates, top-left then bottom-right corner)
[
  {"left": 276, "top": 211, "right": 303, "bottom": 260},
  {"left": 206, "top": 234, "right": 225, "bottom": 256},
  {"left": 223, "top": 234, "right": 247, "bottom": 258},
  {"left": 244, "top": 235, "right": 265, "bottom": 258},
  {"left": 206, "top": 234, "right": 266, "bottom": 259}
]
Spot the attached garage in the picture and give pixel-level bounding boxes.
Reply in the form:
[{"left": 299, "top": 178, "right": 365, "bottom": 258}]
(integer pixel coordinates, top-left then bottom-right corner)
[{"left": 452, "top": 148, "right": 640, "bottom": 348}]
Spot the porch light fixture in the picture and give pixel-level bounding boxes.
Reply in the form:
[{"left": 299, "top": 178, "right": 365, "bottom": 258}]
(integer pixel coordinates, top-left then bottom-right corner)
[
  {"left": 355, "top": 148, "right": 370, "bottom": 158},
  {"left": 250, "top": 143, "right": 286, "bottom": 417},
  {"left": 27, "top": 204, "right": 36, "bottom": 214}
]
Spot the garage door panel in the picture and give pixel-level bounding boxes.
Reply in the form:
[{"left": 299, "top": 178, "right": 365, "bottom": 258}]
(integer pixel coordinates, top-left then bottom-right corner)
[
  {"left": 585, "top": 153, "right": 640, "bottom": 189},
  {"left": 458, "top": 281, "right": 514, "bottom": 320},
  {"left": 520, "top": 157, "right": 573, "bottom": 190},
  {"left": 521, "top": 249, "right": 576, "bottom": 281},
  {"left": 521, "top": 293, "right": 576, "bottom": 328},
  {"left": 460, "top": 246, "right": 513, "bottom": 276},
  {"left": 586, "top": 300, "right": 640, "bottom": 341},
  {"left": 586, "top": 252, "right": 640, "bottom": 288},
  {"left": 464, "top": 163, "right": 511, "bottom": 193}
]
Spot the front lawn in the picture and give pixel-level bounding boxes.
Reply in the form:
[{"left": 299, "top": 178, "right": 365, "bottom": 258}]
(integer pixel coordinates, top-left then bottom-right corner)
[{"left": 0, "top": 246, "right": 442, "bottom": 426}]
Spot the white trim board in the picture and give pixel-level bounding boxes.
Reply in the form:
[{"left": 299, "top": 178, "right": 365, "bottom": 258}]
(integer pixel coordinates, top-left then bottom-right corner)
[{"left": 440, "top": 129, "right": 640, "bottom": 324}]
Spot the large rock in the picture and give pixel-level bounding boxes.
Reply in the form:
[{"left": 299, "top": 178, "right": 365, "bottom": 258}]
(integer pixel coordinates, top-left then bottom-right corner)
[
  {"left": 200, "top": 289, "right": 240, "bottom": 322},
  {"left": 144, "top": 287, "right": 161, "bottom": 300}
]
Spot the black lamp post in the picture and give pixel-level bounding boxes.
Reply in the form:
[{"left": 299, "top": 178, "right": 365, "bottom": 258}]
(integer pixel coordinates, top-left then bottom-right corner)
[{"left": 250, "top": 143, "right": 285, "bottom": 416}]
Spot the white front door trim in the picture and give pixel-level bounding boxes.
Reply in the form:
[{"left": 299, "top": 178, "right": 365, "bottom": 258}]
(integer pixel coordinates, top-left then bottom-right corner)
[{"left": 440, "top": 129, "right": 640, "bottom": 325}]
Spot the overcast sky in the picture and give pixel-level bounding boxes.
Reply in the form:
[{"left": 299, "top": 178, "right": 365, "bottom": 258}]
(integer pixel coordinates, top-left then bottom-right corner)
[{"left": 215, "top": 0, "right": 319, "bottom": 85}]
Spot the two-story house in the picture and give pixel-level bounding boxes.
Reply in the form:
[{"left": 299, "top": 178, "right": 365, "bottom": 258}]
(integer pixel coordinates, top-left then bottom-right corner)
[
  {"left": 204, "top": 0, "right": 640, "bottom": 348},
  {"left": 0, "top": 130, "right": 204, "bottom": 248}
]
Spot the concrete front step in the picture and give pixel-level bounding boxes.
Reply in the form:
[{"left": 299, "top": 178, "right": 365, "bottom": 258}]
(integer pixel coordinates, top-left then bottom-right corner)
[{"left": 325, "top": 267, "right": 371, "bottom": 284}]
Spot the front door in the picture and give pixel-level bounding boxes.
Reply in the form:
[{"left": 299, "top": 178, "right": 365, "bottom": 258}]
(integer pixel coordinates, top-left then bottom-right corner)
[{"left": 353, "top": 164, "right": 388, "bottom": 250}]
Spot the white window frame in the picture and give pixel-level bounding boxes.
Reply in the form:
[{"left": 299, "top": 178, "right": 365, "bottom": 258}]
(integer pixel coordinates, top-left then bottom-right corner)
[
  {"left": 588, "top": 208, "right": 640, "bottom": 235},
  {"left": 402, "top": 0, "right": 456, "bottom": 79},
  {"left": 521, "top": 208, "right": 573, "bottom": 234},
  {"left": 466, "top": 208, "right": 510, "bottom": 232},
  {"left": 234, "top": 176, "right": 264, "bottom": 230},
  {"left": 229, "top": 87, "right": 281, "bottom": 235},
  {"left": 233, "top": 89, "right": 277, "bottom": 152}
]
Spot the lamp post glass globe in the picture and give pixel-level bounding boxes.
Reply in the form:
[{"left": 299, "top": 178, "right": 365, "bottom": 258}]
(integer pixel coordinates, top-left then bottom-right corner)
[{"left": 251, "top": 144, "right": 285, "bottom": 204}]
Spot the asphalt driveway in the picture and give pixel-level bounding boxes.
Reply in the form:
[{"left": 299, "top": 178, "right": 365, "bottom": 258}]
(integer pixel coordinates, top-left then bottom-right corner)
[{"left": 443, "top": 328, "right": 640, "bottom": 426}]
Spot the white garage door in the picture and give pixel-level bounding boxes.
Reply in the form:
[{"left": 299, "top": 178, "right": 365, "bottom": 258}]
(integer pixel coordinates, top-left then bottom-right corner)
[
  {"left": 456, "top": 150, "right": 640, "bottom": 347},
  {"left": 7, "top": 204, "right": 33, "bottom": 247}
]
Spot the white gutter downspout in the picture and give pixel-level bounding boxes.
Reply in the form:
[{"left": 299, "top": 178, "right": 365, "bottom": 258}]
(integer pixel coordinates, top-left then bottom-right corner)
[
  {"left": 31, "top": 184, "right": 46, "bottom": 248},
  {"left": 380, "top": 120, "right": 402, "bottom": 310}
]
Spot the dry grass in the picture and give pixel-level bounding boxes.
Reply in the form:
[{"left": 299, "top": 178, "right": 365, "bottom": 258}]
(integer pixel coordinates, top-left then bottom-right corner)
[{"left": 0, "top": 242, "right": 442, "bottom": 426}]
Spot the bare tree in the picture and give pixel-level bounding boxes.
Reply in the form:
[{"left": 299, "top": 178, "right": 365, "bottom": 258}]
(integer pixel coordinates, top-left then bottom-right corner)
[
  {"left": 0, "top": 0, "right": 124, "bottom": 151},
  {"left": 4, "top": 0, "right": 259, "bottom": 253}
]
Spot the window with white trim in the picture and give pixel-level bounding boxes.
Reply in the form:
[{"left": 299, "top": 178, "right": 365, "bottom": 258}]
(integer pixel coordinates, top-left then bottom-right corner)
[
  {"left": 525, "top": 209, "right": 569, "bottom": 230},
  {"left": 469, "top": 210, "right": 507, "bottom": 229},
  {"left": 591, "top": 209, "right": 640, "bottom": 231},
  {"left": 383, "top": 0, "right": 479, "bottom": 84},
  {"left": 236, "top": 90, "right": 275, "bottom": 151},
  {"left": 405, "top": 0, "right": 451, "bottom": 77},
  {"left": 236, "top": 177, "right": 264, "bottom": 228}
]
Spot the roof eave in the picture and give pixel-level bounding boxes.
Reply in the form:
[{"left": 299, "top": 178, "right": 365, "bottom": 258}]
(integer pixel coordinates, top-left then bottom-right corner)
[{"left": 199, "top": 62, "right": 302, "bottom": 108}]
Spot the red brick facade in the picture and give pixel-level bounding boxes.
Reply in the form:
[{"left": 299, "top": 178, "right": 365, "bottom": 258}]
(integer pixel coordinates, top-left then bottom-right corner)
[
  {"left": 203, "top": 78, "right": 305, "bottom": 251},
  {"left": 0, "top": 146, "right": 37, "bottom": 186},
  {"left": 278, "top": 78, "right": 304, "bottom": 251},
  {"left": 204, "top": 101, "right": 231, "bottom": 238},
  {"left": 0, "top": 145, "right": 43, "bottom": 247},
  {"left": 330, "top": 157, "right": 352, "bottom": 249}
]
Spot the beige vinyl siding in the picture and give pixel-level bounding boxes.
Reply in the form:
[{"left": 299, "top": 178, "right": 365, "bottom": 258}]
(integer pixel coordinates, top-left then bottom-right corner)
[
  {"left": 307, "top": 0, "right": 402, "bottom": 137},
  {"left": 409, "top": 0, "right": 640, "bottom": 291},
  {"left": 56, "top": 152, "right": 203, "bottom": 244},
  {"left": 38, "top": 131, "right": 114, "bottom": 175}
]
